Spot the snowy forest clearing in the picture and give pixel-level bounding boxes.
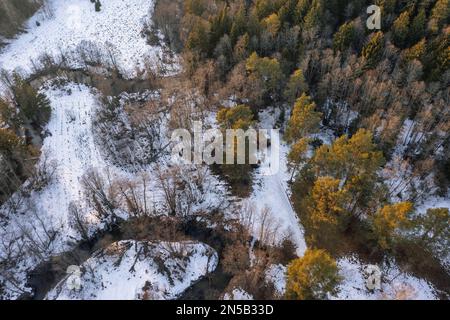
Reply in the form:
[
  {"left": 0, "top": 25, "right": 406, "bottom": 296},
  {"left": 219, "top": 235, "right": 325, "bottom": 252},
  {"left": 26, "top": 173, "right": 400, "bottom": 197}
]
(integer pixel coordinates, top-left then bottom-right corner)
[{"left": 0, "top": 0, "right": 171, "bottom": 85}]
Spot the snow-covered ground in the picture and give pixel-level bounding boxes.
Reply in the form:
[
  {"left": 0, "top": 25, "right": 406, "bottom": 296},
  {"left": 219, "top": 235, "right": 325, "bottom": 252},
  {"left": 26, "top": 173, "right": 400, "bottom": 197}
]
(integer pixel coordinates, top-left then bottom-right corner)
[
  {"left": 334, "top": 256, "right": 437, "bottom": 300},
  {"left": 416, "top": 194, "right": 450, "bottom": 216},
  {"left": 249, "top": 109, "right": 307, "bottom": 256},
  {"left": 37, "top": 83, "right": 111, "bottom": 236},
  {"left": 265, "top": 264, "right": 287, "bottom": 297},
  {"left": 0, "top": 0, "right": 171, "bottom": 81},
  {"left": 47, "top": 240, "right": 218, "bottom": 300},
  {"left": 223, "top": 288, "right": 254, "bottom": 300},
  {"left": 0, "top": 83, "right": 121, "bottom": 299},
  {"left": 261, "top": 258, "right": 437, "bottom": 300},
  {"left": 250, "top": 144, "right": 307, "bottom": 256},
  {"left": 381, "top": 119, "right": 439, "bottom": 201}
]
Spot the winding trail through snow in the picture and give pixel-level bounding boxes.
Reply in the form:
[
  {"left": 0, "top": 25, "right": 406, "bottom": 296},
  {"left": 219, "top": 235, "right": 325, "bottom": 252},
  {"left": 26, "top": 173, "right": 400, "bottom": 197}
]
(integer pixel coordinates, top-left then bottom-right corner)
[
  {"left": 251, "top": 138, "right": 307, "bottom": 256},
  {"left": 36, "top": 84, "right": 114, "bottom": 235}
]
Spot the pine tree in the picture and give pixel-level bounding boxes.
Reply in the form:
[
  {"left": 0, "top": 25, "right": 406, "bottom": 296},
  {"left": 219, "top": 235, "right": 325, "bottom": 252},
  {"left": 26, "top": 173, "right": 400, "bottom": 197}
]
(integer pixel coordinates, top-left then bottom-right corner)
[
  {"left": 247, "top": 10, "right": 264, "bottom": 39},
  {"left": 254, "top": 0, "right": 275, "bottom": 20},
  {"left": 11, "top": 73, "right": 51, "bottom": 127},
  {"left": 277, "top": 0, "right": 298, "bottom": 26},
  {"left": 428, "top": 0, "right": 449, "bottom": 33},
  {"left": 362, "top": 31, "right": 385, "bottom": 68},
  {"left": 230, "top": 6, "right": 247, "bottom": 44},
  {"left": 285, "top": 93, "right": 322, "bottom": 142},
  {"left": 95, "top": 0, "right": 101, "bottom": 12},
  {"left": 216, "top": 104, "right": 255, "bottom": 197},
  {"left": 392, "top": 11, "right": 411, "bottom": 48},
  {"left": 284, "top": 69, "right": 308, "bottom": 104},
  {"left": 286, "top": 249, "right": 341, "bottom": 300},
  {"left": 295, "top": 0, "right": 311, "bottom": 25},
  {"left": 376, "top": 0, "right": 396, "bottom": 15},
  {"left": 307, "top": 176, "right": 349, "bottom": 227},
  {"left": 410, "top": 8, "right": 426, "bottom": 45},
  {"left": 209, "top": 7, "right": 231, "bottom": 55},
  {"left": 303, "top": 0, "right": 323, "bottom": 31},
  {"left": 217, "top": 104, "right": 255, "bottom": 130},
  {"left": 372, "top": 202, "right": 413, "bottom": 250},
  {"left": 186, "top": 18, "right": 211, "bottom": 56},
  {"left": 424, "top": 32, "right": 449, "bottom": 81},
  {"left": 246, "top": 52, "right": 284, "bottom": 103},
  {"left": 414, "top": 208, "right": 449, "bottom": 258},
  {"left": 333, "top": 21, "right": 356, "bottom": 52},
  {"left": 287, "top": 137, "right": 310, "bottom": 182}
]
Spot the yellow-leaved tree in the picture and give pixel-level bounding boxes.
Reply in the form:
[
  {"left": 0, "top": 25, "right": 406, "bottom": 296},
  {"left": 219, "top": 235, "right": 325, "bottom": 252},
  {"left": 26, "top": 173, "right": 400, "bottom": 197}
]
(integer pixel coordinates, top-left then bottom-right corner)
[
  {"left": 311, "top": 129, "right": 385, "bottom": 221},
  {"left": 284, "top": 69, "right": 308, "bottom": 104},
  {"left": 308, "top": 176, "right": 349, "bottom": 227},
  {"left": 246, "top": 52, "right": 284, "bottom": 103},
  {"left": 313, "top": 129, "right": 384, "bottom": 182},
  {"left": 287, "top": 137, "right": 310, "bottom": 182},
  {"left": 285, "top": 93, "right": 322, "bottom": 142},
  {"left": 262, "top": 13, "right": 281, "bottom": 36},
  {"left": 286, "top": 249, "right": 341, "bottom": 300},
  {"left": 372, "top": 202, "right": 413, "bottom": 250},
  {"left": 217, "top": 104, "right": 255, "bottom": 130}
]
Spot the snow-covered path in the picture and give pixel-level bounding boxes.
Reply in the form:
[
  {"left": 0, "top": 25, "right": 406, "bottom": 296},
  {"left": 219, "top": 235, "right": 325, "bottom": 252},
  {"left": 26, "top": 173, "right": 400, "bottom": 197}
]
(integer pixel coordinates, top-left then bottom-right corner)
[
  {"left": 251, "top": 143, "right": 307, "bottom": 256},
  {"left": 250, "top": 109, "right": 307, "bottom": 256},
  {"left": 35, "top": 84, "right": 117, "bottom": 237}
]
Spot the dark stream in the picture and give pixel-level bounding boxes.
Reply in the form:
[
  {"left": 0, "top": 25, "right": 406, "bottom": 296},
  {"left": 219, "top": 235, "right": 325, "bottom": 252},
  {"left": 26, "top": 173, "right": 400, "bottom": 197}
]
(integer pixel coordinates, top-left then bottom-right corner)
[{"left": 23, "top": 225, "right": 123, "bottom": 300}]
